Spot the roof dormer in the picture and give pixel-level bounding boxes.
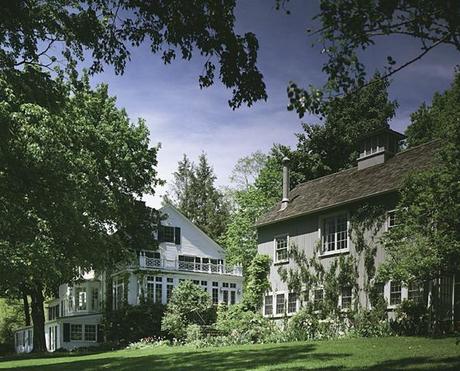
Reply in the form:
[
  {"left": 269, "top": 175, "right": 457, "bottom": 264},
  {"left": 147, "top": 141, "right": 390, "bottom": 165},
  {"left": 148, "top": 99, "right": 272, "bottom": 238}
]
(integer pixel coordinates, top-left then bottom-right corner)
[{"left": 357, "top": 126, "right": 406, "bottom": 170}]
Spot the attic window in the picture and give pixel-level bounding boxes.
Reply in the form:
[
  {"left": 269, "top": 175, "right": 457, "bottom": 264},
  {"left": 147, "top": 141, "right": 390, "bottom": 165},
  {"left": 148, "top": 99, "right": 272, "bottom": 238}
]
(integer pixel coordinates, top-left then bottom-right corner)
[{"left": 158, "top": 226, "right": 181, "bottom": 244}]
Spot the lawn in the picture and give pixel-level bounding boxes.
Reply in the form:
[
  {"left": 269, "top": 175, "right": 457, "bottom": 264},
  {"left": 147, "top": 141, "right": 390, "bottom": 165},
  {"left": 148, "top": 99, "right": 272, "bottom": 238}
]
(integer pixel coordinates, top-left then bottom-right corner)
[{"left": 0, "top": 337, "right": 459, "bottom": 370}]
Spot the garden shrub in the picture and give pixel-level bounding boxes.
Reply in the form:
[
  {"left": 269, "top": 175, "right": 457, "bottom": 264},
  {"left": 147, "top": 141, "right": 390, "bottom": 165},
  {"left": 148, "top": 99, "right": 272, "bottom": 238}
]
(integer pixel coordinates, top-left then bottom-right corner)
[
  {"left": 351, "top": 297, "right": 392, "bottom": 337},
  {"left": 162, "top": 280, "right": 215, "bottom": 339},
  {"left": 186, "top": 324, "right": 203, "bottom": 343},
  {"left": 104, "top": 302, "right": 165, "bottom": 346},
  {"left": 391, "top": 299, "right": 429, "bottom": 336},
  {"left": 214, "top": 303, "right": 275, "bottom": 344}
]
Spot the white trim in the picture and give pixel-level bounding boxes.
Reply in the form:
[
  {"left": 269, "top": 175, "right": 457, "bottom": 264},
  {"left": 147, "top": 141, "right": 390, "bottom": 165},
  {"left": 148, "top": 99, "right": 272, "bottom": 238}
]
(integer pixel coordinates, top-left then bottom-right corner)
[
  {"left": 273, "top": 234, "right": 289, "bottom": 264},
  {"left": 386, "top": 209, "right": 397, "bottom": 231},
  {"left": 318, "top": 211, "right": 350, "bottom": 257}
]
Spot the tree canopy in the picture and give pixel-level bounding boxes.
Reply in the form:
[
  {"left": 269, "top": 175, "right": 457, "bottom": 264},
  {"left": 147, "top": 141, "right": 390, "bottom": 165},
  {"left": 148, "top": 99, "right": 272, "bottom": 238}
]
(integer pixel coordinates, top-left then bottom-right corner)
[
  {"left": 0, "top": 72, "right": 161, "bottom": 351},
  {"left": 168, "top": 153, "right": 230, "bottom": 241},
  {"left": 379, "top": 72, "right": 460, "bottom": 284},
  {"left": 1, "top": 0, "right": 266, "bottom": 109},
  {"left": 282, "top": 0, "right": 460, "bottom": 117}
]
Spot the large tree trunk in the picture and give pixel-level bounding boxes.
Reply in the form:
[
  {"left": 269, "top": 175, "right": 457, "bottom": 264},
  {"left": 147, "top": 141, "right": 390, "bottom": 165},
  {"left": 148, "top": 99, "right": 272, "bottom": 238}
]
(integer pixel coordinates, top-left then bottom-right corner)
[
  {"left": 22, "top": 291, "right": 31, "bottom": 326},
  {"left": 30, "top": 285, "right": 47, "bottom": 352}
]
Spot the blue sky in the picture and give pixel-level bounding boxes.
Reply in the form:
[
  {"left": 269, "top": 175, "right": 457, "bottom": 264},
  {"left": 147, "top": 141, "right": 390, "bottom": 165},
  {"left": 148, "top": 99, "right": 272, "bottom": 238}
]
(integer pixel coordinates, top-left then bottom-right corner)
[{"left": 89, "top": 1, "right": 459, "bottom": 208}]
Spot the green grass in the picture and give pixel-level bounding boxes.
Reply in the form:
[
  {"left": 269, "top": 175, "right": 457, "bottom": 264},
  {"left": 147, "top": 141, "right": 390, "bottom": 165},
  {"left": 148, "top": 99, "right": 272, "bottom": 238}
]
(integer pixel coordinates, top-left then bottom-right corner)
[{"left": 0, "top": 337, "right": 459, "bottom": 370}]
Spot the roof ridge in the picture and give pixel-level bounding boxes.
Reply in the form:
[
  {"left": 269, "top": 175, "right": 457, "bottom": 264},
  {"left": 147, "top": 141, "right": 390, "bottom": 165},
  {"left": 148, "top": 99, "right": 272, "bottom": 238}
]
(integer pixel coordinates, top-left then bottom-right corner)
[{"left": 291, "top": 140, "right": 439, "bottom": 193}]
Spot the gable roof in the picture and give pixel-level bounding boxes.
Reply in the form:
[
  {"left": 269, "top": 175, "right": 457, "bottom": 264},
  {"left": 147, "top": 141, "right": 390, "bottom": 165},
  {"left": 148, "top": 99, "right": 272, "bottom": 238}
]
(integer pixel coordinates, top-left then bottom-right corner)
[
  {"left": 256, "top": 141, "right": 439, "bottom": 227},
  {"left": 160, "top": 202, "right": 225, "bottom": 255}
]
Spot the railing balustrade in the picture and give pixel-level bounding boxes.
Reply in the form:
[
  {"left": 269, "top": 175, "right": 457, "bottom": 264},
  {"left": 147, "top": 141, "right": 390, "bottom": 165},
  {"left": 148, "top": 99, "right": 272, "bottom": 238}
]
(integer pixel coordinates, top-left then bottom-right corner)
[{"left": 138, "top": 253, "right": 242, "bottom": 276}]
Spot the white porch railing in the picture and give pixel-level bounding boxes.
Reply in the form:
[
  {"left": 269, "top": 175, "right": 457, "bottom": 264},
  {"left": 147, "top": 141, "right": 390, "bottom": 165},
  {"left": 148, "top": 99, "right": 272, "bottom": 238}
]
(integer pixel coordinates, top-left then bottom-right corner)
[{"left": 138, "top": 255, "right": 243, "bottom": 276}]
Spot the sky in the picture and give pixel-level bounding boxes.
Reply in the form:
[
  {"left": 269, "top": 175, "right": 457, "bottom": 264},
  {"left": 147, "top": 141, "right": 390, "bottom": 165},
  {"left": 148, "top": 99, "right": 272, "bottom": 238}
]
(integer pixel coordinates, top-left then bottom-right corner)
[{"left": 89, "top": 1, "right": 459, "bottom": 209}]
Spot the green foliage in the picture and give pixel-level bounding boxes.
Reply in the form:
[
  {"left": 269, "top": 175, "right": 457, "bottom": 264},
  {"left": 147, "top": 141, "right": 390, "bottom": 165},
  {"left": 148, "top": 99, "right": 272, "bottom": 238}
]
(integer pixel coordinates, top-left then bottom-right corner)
[
  {"left": 168, "top": 153, "right": 230, "bottom": 241},
  {"left": 161, "top": 281, "right": 214, "bottom": 339},
  {"left": 292, "top": 76, "right": 396, "bottom": 180},
  {"left": 242, "top": 254, "right": 271, "bottom": 311},
  {"left": 229, "top": 151, "right": 268, "bottom": 191},
  {"left": 0, "top": 72, "right": 161, "bottom": 350},
  {"left": 214, "top": 304, "right": 275, "bottom": 344},
  {"left": 185, "top": 324, "right": 203, "bottom": 344},
  {"left": 0, "top": 299, "right": 24, "bottom": 354},
  {"left": 222, "top": 148, "right": 282, "bottom": 270},
  {"left": 0, "top": 1, "right": 266, "bottom": 109},
  {"left": 391, "top": 300, "right": 429, "bottom": 336},
  {"left": 283, "top": 0, "right": 460, "bottom": 117},
  {"left": 406, "top": 72, "right": 460, "bottom": 147},
  {"left": 380, "top": 74, "right": 460, "bottom": 284},
  {"left": 104, "top": 303, "right": 165, "bottom": 346}
]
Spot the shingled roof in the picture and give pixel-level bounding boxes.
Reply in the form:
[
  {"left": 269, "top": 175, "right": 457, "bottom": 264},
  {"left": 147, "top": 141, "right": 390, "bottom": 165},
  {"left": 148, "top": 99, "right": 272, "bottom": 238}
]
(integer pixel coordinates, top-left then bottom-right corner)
[{"left": 256, "top": 141, "right": 439, "bottom": 227}]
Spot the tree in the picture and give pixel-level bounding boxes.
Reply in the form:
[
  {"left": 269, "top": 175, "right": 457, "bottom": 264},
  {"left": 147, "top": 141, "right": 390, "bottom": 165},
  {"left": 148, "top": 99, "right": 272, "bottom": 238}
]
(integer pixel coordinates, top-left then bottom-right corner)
[
  {"left": 161, "top": 280, "right": 213, "bottom": 339},
  {"left": 0, "top": 0, "right": 266, "bottom": 110},
  {"left": 405, "top": 71, "right": 460, "bottom": 147},
  {"left": 169, "top": 153, "right": 230, "bottom": 241},
  {"left": 222, "top": 148, "right": 283, "bottom": 271},
  {"left": 229, "top": 151, "right": 267, "bottom": 191},
  {"left": 379, "top": 73, "right": 460, "bottom": 285},
  {"left": 292, "top": 76, "right": 397, "bottom": 183},
  {"left": 282, "top": 0, "right": 460, "bottom": 117},
  {"left": 242, "top": 254, "right": 271, "bottom": 311},
  {"left": 0, "top": 72, "right": 161, "bottom": 351}
]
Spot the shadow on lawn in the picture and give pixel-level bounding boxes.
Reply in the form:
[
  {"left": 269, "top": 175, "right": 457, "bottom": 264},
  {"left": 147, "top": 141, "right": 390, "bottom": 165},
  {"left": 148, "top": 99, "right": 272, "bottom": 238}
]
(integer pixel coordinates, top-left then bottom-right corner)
[
  {"left": 1, "top": 343, "right": 347, "bottom": 371},
  {"left": 2, "top": 342, "right": 460, "bottom": 370}
]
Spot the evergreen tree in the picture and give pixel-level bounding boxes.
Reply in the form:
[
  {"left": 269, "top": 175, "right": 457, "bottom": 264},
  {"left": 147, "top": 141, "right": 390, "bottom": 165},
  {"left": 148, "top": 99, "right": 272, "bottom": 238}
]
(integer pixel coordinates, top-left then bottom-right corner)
[{"left": 169, "top": 153, "right": 229, "bottom": 241}]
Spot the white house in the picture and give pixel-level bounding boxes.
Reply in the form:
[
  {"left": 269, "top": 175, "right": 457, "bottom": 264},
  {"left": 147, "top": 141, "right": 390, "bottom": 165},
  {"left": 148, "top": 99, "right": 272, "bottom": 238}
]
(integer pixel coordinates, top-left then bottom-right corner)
[{"left": 14, "top": 203, "right": 243, "bottom": 353}]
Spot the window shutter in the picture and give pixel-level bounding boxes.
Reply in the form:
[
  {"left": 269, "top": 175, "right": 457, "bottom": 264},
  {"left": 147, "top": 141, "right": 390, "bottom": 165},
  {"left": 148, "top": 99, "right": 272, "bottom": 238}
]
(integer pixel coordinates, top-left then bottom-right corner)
[
  {"left": 158, "top": 226, "right": 164, "bottom": 242},
  {"left": 97, "top": 324, "right": 103, "bottom": 343},
  {"left": 174, "top": 227, "right": 181, "bottom": 245},
  {"left": 63, "top": 323, "right": 70, "bottom": 342}
]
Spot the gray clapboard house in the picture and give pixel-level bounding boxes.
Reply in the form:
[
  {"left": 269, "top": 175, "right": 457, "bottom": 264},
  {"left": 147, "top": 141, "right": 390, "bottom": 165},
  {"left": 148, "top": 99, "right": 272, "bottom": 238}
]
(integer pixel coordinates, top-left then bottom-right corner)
[{"left": 256, "top": 127, "right": 459, "bottom": 328}]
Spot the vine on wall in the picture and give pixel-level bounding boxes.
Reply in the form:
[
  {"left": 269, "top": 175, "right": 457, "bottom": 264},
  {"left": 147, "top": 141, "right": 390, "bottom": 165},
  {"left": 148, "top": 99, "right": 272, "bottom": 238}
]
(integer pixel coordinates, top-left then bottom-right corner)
[{"left": 278, "top": 203, "right": 387, "bottom": 314}]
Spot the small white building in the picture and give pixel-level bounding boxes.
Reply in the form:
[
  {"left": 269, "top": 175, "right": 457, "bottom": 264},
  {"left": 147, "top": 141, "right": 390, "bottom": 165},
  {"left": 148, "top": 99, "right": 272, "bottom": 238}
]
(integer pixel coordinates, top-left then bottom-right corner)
[{"left": 15, "top": 203, "right": 243, "bottom": 352}]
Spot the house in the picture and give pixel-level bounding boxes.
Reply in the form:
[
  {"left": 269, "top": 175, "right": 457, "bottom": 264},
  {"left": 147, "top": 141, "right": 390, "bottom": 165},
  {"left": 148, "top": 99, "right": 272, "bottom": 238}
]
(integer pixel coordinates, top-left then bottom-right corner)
[
  {"left": 256, "top": 127, "right": 459, "bottom": 327},
  {"left": 14, "top": 203, "right": 243, "bottom": 353}
]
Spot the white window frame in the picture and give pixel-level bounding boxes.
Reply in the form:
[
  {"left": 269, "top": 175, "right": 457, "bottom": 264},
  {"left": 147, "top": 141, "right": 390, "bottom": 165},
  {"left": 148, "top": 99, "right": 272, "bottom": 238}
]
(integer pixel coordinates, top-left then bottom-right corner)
[
  {"left": 340, "top": 286, "right": 353, "bottom": 310},
  {"left": 264, "top": 294, "right": 273, "bottom": 316},
  {"left": 273, "top": 234, "right": 289, "bottom": 264},
  {"left": 287, "top": 292, "right": 298, "bottom": 314},
  {"left": 389, "top": 280, "right": 402, "bottom": 306},
  {"left": 70, "top": 324, "right": 83, "bottom": 341},
  {"left": 318, "top": 212, "right": 350, "bottom": 257},
  {"left": 84, "top": 324, "right": 97, "bottom": 342},
  {"left": 275, "top": 293, "right": 285, "bottom": 315},
  {"left": 386, "top": 209, "right": 397, "bottom": 231}
]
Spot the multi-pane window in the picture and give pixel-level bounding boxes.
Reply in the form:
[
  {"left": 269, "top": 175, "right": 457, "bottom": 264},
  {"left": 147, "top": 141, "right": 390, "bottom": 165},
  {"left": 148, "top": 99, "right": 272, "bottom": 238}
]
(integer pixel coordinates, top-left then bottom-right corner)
[
  {"left": 222, "top": 282, "right": 229, "bottom": 288},
  {"left": 314, "top": 289, "right": 324, "bottom": 305},
  {"left": 387, "top": 210, "right": 397, "bottom": 229},
  {"left": 276, "top": 293, "right": 285, "bottom": 315},
  {"left": 408, "top": 281, "right": 423, "bottom": 303},
  {"left": 146, "top": 281, "right": 155, "bottom": 302},
  {"left": 341, "top": 287, "right": 352, "bottom": 309},
  {"left": 84, "top": 324, "right": 96, "bottom": 341},
  {"left": 264, "top": 295, "right": 273, "bottom": 316},
  {"left": 70, "top": 324, "right": 83, "bottom": 341},
  {"left": 166, "top": 284, "right": 174, "bottom": 302},
  {"left": 201, "top": 280, "right": 208, "bottom": 292},
  {"left": 322, "top": 214, "right": 348, "bottom": 253},
  {"left": 390, "top": 281, "right": 402, "bottom": 305},
  {"left": 155, "top": 277, "right": 163, "bottom": 304},
  {"left": 230, "top": 291, "right": 236, "bottom": 305},
  {"left": 288, "top": 293, "right": 297, "bottom": 313},
  {"left": 158, "top": 226, "right": 181, "bottom": 244},
  {"left": 223, "top": 290, "right": 229, "bottom": 304},
  {"left": 230, "top": 283, "right": 236, "bottom": 289},
  {"left": 75, "top": 287, "right": 87, "bottom": 311},
  {"left": 212, "top": 288, "right": 219, "bottom": 304},
  {"left": 275, "top": 235, "right": 288, "bottom": 262}
]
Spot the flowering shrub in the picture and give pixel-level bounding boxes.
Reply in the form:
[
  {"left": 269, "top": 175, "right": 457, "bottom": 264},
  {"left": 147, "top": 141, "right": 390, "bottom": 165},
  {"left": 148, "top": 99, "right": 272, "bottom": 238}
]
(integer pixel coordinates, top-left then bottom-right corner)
[{"left": 126, "top": 336, "right": 171, "bottom": 350}]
